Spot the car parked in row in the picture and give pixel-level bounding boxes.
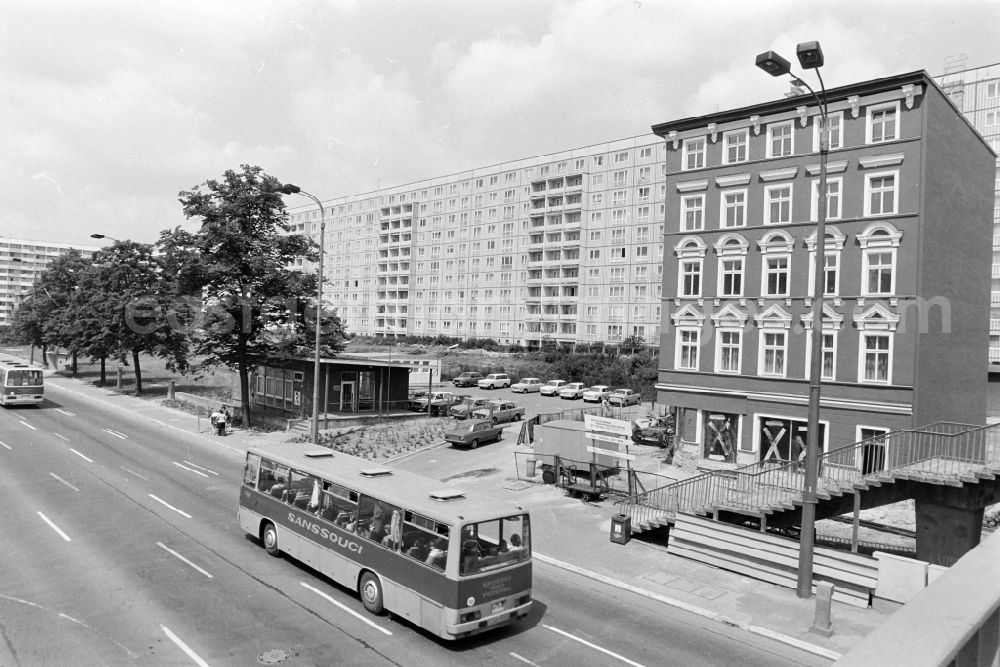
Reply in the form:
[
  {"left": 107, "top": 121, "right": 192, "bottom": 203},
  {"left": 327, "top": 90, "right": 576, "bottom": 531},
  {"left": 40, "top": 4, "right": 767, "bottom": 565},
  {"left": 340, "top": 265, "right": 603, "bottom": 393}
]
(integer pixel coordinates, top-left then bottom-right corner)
[
  {"left": 477, "top": 373, "right": 511, "bottom": 389},
  {"left": 410, "top": 391, "right": 464, "bottom": 414},
  {"left": 443, "top": 419, "right": 504, "bottom": 449},
  {"left": 471, "top": 400, "right": 525, "bottom": 425},
  {"left": 582, "top": 385, "right": 612, "bottom": 403},
  {"left": 559, "top": 382, "right": 587, "bottom": 400},
  {"left": 540, "top": 379, "right": 566, "bottom": 396},
  {"left": 448, "top": 396, "right": 492, "bottom": 419},
  {"left": 511, "top": 377, "right": 543, "bottom": 393},
  {"left": 608, "top": 388, "right": 641, "bottom": 406},
  {"left": 452, "top": 371, "right": 483, "bottom": 387}
]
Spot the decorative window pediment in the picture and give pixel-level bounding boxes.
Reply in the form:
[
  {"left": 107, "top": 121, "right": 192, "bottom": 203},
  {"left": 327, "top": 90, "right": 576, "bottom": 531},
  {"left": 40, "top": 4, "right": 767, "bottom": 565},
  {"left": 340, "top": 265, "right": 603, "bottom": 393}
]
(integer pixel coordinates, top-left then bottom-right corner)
[
  {"left": 758, "top": 230, "right": 794, "bottom": 254},
  {"left": 754, "top": 303, "right": 793, "bottom": 329},
  {"left": 671, "top": 304, "right": 705, "bottom": 327},
  {"left": 677, "top": 179, "right": 709, "bottom": 193},
  {"left": 804, "top": 228, "right": 846, "bottom": 252},
  {"left": 759, "top": 167, "right": 799, "bottom": 182},
  {"left": 714, "top": 233, "right": 749, "bottom": 256},
  {"left": 801, "top": 303, "right": 845, "bottom": 330},
  {"left": 805, "top": 160, "right": 848, "bottom": 176},
  {"left": 711, "top": 304, "right": 749, "bottom": 328},
  {"left": 674, "top": 236, "right": 708, "bottom": 258},
  {"left": 857, "top": 222, "right": 902, "bottom": 249},
  {"left": 855, "top": 303, "right": 900, "bottom": 331},
  {"left": 715, "top": 173, "right": 752, "bottom": 188}
]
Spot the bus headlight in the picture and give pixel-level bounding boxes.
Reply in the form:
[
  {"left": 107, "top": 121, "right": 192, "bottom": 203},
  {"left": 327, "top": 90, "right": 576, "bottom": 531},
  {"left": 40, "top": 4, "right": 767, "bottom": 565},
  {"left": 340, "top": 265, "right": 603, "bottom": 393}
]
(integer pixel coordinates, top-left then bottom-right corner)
[
  {"left": 466, "top": 596, "right": 475, "bottom": 607},
  {"left": 460, "top": 610, "right": 481, "bottom": 623}
]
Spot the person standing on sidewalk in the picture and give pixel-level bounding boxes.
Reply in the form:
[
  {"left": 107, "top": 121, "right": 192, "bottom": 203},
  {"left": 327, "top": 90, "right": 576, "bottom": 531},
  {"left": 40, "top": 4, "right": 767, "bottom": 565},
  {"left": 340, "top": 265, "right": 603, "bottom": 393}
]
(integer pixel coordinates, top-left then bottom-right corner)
[
  {"left": 210, "top": 408, "right": 221, "bottom": 436},
  {"left": 217, "top": 406, "right": 229, "bottom": 436}
]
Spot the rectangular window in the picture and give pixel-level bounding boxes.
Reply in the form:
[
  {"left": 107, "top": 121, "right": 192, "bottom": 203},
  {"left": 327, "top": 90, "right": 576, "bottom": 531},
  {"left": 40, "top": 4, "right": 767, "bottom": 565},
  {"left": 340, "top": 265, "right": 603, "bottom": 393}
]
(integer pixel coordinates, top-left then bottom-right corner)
[
  {"left": 814, "top": 111, "right": 843, "bottom": 151},
  {"left": 680, "top": 260, "right": 701, "bottom": 297},
  {"left": 811, "top": 177, "right": 842, "bottom": 220},
  {"left": 861, "top": 333, "right": 891, "bottom": 383},
  {"left": 717, "top": 330, "right": 741, "bottom": 373},
  {"left": 724, "top": 129, "right": 748, "bottom": 164},
  {"left": 681, "top": 195, "right": 704, "bottom": 231},
  {"left": 761, "top": 332, "right": 786, "bottom": 376},
  {"left": 765, "top": 184, "right": 792, "bottom": 224},
  {"left": 677, "top": 329, "right": 699, "bottom": 370},
  {"left": 821, "top": 333, "right": 836, "bottom": 380},
  {"left": 864, "top": 251, "right": 894, "bottom": 294},
  {"left": 720, "top": 258, "right": 744, "bottom": 296},
  {"left": 865, "top": 172, "right": 897, "bottom": 216},
  {"left": 767, "top": 121, "right": 793, "bottom": 158},
  {"left": 868, "top": 103, "right": 899, "bottom": 144},
  {"left": 764, "top": 256, "right": 789, "bottom": 296},
  {"left": 683, "top": 138, "right": 705, "bottom": 170},
  {"left": 721, "top": 190, "right": 746, "bottom": 228}
]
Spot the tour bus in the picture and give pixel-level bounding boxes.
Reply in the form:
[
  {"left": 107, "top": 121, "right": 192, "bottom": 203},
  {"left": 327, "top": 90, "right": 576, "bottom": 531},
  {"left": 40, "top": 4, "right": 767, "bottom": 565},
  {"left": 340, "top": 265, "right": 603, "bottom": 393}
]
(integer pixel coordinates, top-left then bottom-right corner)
[
  {"left": 238, "top": 441, "right": 532, "bottom": 640},
  {"left": 0, "top": 357, "right": 44, "bottom": 406}
]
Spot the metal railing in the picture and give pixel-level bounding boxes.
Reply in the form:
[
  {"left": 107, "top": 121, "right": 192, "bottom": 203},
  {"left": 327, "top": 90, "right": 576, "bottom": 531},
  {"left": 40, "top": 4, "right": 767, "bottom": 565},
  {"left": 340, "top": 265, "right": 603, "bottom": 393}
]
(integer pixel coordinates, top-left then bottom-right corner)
[{"left": 616, "top": 421, "right": 1000, "bottom": 524}]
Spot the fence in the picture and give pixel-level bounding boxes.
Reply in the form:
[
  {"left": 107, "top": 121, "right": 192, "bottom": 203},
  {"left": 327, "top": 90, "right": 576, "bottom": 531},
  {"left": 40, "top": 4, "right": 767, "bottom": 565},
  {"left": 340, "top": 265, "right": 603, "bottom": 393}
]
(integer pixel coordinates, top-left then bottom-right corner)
[{"left": 513, "top": 449, "right": 676, "bottom": 497}]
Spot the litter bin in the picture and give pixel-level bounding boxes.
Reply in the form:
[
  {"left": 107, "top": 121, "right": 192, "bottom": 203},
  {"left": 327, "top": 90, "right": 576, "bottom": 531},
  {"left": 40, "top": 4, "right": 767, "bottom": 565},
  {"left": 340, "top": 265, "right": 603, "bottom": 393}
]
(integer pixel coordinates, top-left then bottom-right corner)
[
  {"left": 525, "top": 458, "right": 537, "bottom": 478},
  {"left": 610, "top": 513, "right": 631, "bottom": 544}
]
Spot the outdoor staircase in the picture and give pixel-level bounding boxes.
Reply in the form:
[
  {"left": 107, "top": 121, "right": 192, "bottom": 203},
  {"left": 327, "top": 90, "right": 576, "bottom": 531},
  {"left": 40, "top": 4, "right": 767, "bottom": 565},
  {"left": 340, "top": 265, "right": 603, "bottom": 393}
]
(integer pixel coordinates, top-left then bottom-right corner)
[{"left": 616, "top": 421, "right": 1000, "bottom": 536}]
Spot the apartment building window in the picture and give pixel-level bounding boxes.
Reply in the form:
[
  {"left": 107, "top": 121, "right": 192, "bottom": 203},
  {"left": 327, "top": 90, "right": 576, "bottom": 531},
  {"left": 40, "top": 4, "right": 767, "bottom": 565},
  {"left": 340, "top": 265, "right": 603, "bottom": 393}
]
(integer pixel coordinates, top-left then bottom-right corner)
[
  {"left": 634, "top": 285, "right": 647, "bottom": 300},
  {"left": 592, "top": 173, "right": 604, "bottom": 187},
  {"left": 612, "top": 170, "right": 628, "bottom": 187},
  {"left": 639, "top": 146, "right": 653, "bottom": 159},
  {"left": 811, "top": 177, "right": 842, "bottom": 220},
  {"left": 591, "top": 193, "right": 603, "bottom": 206},
  {"left": 724, "top": 129, "right": 748, "bottom": 164},
  {"left": 682, "top": 194, "right": 705, "bottom": 231},
  {"left": 813, "top": 111, "right": 843, "bottom": 151},
  {"left": 716, "top": 330, "right": 742, "bottom": 374},
  {"left": 635, "top": 246, "right": 648, "bottom": 259},
  {"left": 588, "top": 249, "right": 601, "bottom": 260},
  {"left": 635, "top": 265, "right": 648, "bottom": 280},
  {"left": 679, "top": 260, "right": 702, "bottom": 297},
  {"left": 612, "top": 189, "right": 628, "bottom": 205},
  {"left": 614, "top": 151, "right": 630, "bottom": 164},
  {"left": 636, "top": 206, "right": 650, "bottom": 222},
  {"left": 719, "top": 258, "right": 744, "bottom": 297},
  {"left": 764, "top": 256, "right": 789, "bottom": 296},
  {"left": 683, "top": 138, "right": 706, "bottom": 171},
  {"left": 607, "top": 324, "right": 624, "bottom": 340},
  {"left": 767, "top": 121, "right": 793, "bottom": 158},
  {"left": 611, "top": 209, "right": 627, "bottom": 225},
  {"left": 865, "top": 171, "right": 898, "bottom": 216},
  {"left": 638, "top": 166, "right": 652, "bottom": 183},
  {"left": 805, "top": 331, "right": 838, "bottom": 381},
  {"left": 867, "top": 102, "right": 899, "bottom": 144},
  {"left": 764, "top": 184, "right": 792, "bottom": 224},
  {"left": 758, "top": 332, "right": 786, "bottom": 376},
  {"left": 864, "top": 251, "right": 895, "bottom": 295},
  {"left": 637, "top": 186, "right": 651, "bottom": 202},
  {"left": 861, "top": 333, "right": 891, "bottom": 383},
  {"left": 806, "top": 229, "right": 845, "bottom": 297},
  {"left": 611, "top": 247, "right": 626, "bottom": 259},
  {"left": 721, "top": 190, "right": 747, "bottom": 228},
  {"left": 677, "top": 329, "right": 700, "bottom": 370}
]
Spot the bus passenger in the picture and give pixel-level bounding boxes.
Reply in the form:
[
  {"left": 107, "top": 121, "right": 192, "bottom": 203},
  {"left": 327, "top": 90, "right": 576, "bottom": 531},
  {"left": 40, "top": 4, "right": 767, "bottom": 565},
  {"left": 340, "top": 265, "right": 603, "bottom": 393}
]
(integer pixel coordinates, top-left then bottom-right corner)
[
  {"left": 426, "top": 538, "right": 448, "bottom": 569},
  {"left": 508, "top": 534, "right": 524, "bottom": 552},
  {"left": 405, "top": 536, "right": 429, "bottom": 561}
]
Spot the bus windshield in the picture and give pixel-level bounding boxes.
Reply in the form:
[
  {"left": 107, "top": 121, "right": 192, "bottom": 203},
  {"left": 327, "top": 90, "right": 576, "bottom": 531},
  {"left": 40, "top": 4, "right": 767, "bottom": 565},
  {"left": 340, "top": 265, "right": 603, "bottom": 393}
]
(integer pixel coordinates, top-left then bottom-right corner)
[
  {"left": 6, "top": 370, "right": 43, "bottom": 387},
  {"left": 459, "top": 515, "right": 530, "bottom": 575}
]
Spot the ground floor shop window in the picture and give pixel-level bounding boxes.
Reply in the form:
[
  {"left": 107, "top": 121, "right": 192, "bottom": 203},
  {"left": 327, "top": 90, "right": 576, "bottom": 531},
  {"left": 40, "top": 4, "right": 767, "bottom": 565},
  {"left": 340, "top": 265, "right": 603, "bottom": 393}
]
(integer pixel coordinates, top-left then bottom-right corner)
[
  {"left": 703, "top": 412, "right": 740, "bottom": 463},
  {"left": 759, "top": 416, "right": 826, "bottom": 466}
]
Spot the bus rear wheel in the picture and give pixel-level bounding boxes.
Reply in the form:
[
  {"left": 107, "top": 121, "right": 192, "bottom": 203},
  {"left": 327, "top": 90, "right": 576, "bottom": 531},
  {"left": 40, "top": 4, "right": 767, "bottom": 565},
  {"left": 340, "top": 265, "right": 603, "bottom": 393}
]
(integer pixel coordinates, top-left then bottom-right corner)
[
  {"left": 262, "top": 522, "right": 281, "bottom": 557},
  {"left": 360, "top": 572, "right": 384, "bottom": 614}
]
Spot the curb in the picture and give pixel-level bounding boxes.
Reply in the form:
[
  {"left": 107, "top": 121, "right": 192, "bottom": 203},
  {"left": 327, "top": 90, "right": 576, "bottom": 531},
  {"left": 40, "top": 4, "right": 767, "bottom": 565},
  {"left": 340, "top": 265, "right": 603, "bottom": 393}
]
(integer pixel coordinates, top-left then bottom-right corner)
[{"left": 532, "top": 553, "right": 842, "bottom": 662}]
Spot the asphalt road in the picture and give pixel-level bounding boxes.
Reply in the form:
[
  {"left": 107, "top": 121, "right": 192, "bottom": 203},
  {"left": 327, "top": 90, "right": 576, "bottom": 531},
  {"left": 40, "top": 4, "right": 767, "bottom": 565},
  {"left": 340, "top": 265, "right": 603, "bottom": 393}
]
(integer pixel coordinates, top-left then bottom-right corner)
[{"left": 0, "top": 379, "right": 822, "bottom": 666}]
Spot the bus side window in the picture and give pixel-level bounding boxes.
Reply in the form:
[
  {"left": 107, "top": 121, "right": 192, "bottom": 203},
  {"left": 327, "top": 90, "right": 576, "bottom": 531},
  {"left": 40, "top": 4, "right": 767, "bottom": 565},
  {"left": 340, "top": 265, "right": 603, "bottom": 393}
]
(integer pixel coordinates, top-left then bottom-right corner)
[{"left": 257, "top": 459, "right": 278, "bottom": 493}]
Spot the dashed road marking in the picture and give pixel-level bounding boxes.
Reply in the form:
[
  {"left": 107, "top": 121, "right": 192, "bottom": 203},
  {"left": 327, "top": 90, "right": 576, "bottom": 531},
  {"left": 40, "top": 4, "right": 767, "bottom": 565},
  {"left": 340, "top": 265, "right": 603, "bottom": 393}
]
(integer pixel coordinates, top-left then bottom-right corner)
[
  {"left": 173, "top": 461, "right": 210, "bottom": 478},
  {"left": 544, "top": 625, "right": 645, "bottom": 667},
  {"left": 148, "top": 494, "right": 192, "bottom": 519},
  {"left": 156, "top": 542, "right": 213, "bottom": 579},
  {"left": 160, "top": 625, "right": 210, "bottom": 667},
  {"left": 69, "top": 448, "right": 93, "bottom": 463},
  {"left": 49, "top": 472, "right": 80, "bottom": 492},
  {"left": 37, "top": 512, "right": 71, "bottom": 542},
  {"left": 300, "top": 581, "right": 393, "bottom": 636}
]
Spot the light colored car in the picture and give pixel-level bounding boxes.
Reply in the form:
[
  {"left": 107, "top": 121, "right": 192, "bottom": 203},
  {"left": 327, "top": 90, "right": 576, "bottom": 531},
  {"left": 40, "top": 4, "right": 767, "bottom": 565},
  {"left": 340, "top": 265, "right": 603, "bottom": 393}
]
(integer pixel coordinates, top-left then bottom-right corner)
[
  {"left": 540, "top": 379, "right": 567, "bottom": 396},
  {"left": 477, "top": 373, "right": 511, "bottom": 389},
  {"left": 559, "top": 382, "right": 587, "bottom": 400},
  {"left": 511, "top": 377, "right": 543, "bottom": 393},
  {"left": 582, "top": 385, "right": 612, "bottom": 403},
  {"left": 449, "top": 396, "right": 492, "bottom": 419},
  {"left": 608, "top": 388, "right": 641, "bottom": 406},
  {"left": 471, "top": 400, "right": 525, "bottom": 425}
]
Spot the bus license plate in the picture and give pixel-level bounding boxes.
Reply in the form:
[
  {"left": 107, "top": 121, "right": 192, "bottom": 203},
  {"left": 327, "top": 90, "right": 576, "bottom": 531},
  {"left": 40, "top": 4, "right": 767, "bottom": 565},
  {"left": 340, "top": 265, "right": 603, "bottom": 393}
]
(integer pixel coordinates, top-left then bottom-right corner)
[{"left": 491, "top": 601, "right": 504, "bottom": 614}]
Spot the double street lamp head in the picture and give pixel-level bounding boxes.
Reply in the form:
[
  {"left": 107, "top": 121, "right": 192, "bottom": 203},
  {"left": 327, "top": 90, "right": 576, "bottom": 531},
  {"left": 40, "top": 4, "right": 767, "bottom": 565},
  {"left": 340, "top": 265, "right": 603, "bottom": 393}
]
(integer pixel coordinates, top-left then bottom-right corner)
[
  {"left": 275, "top": 183, "right": 301, "bottom": 195},
  {"left": 755, "top": 41, "right": 825, "bottom": 78}
]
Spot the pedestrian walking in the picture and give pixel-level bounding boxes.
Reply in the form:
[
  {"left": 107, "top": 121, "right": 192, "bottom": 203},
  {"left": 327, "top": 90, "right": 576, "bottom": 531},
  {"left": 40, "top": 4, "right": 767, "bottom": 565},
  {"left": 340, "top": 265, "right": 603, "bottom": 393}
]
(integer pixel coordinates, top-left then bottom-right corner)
[
  {"left": 217, "top": 406, "right": 229, "bottom": 436},
  {"left": 210, "top": 407, "right": 221, "bottom": 436}
]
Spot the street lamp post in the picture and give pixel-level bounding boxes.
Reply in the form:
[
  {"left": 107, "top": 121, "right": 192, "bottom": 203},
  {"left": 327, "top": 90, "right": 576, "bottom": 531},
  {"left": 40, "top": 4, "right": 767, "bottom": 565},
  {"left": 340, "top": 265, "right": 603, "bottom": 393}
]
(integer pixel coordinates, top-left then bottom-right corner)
[
  {"left": 276, "top": 183, "right": 326, "bottom": 444},
  {"left": 756, "top": 41, "right": 829, "bottom": 599}
]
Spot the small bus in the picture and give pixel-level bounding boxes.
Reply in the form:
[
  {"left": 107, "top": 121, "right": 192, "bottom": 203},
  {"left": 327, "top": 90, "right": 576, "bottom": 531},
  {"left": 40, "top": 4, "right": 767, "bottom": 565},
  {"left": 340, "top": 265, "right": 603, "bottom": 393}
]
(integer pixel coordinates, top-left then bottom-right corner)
[
  {"left": 238, "top": 442, "right": 532, "bottom": 640},
  {"left": 0, "top": 357, "right": 44, "bottom": 407}
]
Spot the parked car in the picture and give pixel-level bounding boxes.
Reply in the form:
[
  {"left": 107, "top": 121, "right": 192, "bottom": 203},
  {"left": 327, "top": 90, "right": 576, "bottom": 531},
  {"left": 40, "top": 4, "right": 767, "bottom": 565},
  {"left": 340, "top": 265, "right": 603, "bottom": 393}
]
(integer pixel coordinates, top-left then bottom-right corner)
[
  {"left": 540, "top": 379, "right": 567, "bottom": 396},
  {"left": 477, "top": 373, "right": 511, "bottom": 390},
  {"left": 608, "top": 388, "right": 641, "bottom": 406},
  {"left": 452, "top": 371, "right": 483, "bottom": 387},
  {"left": 471, "top": 400, "right": 525, "bottom": 425},
  {"left": 511, "top": 377, "right": 543, "bottom": 393},
  {"left": 582, "top": 385, "right": 612, "bottom": 403},
  {"left": 410, "top": 391, "right": 463, "bottom": 414},
  {"left": 406, "top": 390, "right": 428, "bottom": 411},
  {"left": 559, "top": 382, "right": 587, "bottom": 400},
  {"left": 632, "top": 414, "right": 675, "bottom": 449},
  {"left": 443, "top": 419, "right": 504, "bottom": 449},
  {"left": 449, "top": 396, "right": 492, "bottom": 419}
]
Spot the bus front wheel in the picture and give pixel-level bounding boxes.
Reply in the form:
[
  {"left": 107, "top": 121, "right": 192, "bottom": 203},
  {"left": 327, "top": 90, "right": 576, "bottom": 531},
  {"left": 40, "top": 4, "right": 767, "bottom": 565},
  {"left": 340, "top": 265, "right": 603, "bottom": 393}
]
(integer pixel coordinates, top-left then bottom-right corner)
[
  {"left": 262, "top": 522, "right": 281, "bottom": 557},
  {"left": 360, "top": 572, "right": 384, "bottom": 614}
]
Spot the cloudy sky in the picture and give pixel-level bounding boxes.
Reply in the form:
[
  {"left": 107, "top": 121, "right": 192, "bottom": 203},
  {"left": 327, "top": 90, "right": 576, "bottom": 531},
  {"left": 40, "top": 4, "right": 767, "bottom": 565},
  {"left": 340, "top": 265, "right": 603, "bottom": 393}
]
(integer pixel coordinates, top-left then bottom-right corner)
[{"left": 2, "top": 0, "right": 998, "bottom": 247}]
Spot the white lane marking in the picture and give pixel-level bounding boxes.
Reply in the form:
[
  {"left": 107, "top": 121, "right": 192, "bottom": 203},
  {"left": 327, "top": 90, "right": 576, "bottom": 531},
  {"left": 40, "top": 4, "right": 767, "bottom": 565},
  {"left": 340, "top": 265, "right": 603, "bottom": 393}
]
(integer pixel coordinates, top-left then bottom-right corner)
[
  {"left": 0, "top": 440, "right": 10, "bottom": 450},
  {"left": 18, "top": 421, "right": 36, "bottom": 431},
  {"left": 300, "top": 581, "right": 393, "bottom": 636},
  {"left": 510, "top": 652, "right": 541, "bottom": 666},
  {"left": 69, "top": 448, "right": 93, "bottom": 463},
  {"left": 56, "top": 408, "right": 75, "bottom": 416},
  {"left": 183, "top": 461, "right": 219, "bottom": 476},
  {"left": 156, "top": 542, "right": 213, "bottom": 579},
  {"left": 37, "top": 512, "right": 72, "bottom": 542},
  {"left": 58, "top": 613, "right": 85, "bottom": 625},
  {"left": 148, "top": 494, "right": 192, "bottom": 519},
  {"left": 53, "top": 433, "right": 69, "bottom": 441},
  {"left": 103, "top": 429, "right": 127, "bottom": 439},
  {"left": 0, "top": 595, "right": 43, "bottom": 608},
  {"left": 173, "top": 461, "right": 210, "bottom": 478},
  {"left": 160, "top": 625, "right": 210, "bottom": 667},
  {"left": 120, "top": 466, "right": 150, "bottom": 481},
  {"left": 49, "top": 472, "right": 80, "bottom": 492},
  {"left": 543, "top": 625, "right": 645, "bottom": 667}
]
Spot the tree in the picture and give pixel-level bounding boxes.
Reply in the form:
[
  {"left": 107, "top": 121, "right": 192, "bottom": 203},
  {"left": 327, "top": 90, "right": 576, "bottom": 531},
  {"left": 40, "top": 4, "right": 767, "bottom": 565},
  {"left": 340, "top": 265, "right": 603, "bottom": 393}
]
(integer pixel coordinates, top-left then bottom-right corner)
[
  {"left": 21, "top": 250, "right": 91, "bottom": 369},
  {"left": 163, "top": 164, "right": 346, "bottom": 428}
]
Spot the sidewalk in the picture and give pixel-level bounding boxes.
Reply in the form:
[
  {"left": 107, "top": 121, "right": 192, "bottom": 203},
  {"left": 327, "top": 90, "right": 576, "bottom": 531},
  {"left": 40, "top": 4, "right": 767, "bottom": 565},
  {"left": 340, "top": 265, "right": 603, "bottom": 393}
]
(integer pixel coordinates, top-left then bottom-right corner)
[{"left": 43, "top": 370, "right": 895, "bottom": 660}]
